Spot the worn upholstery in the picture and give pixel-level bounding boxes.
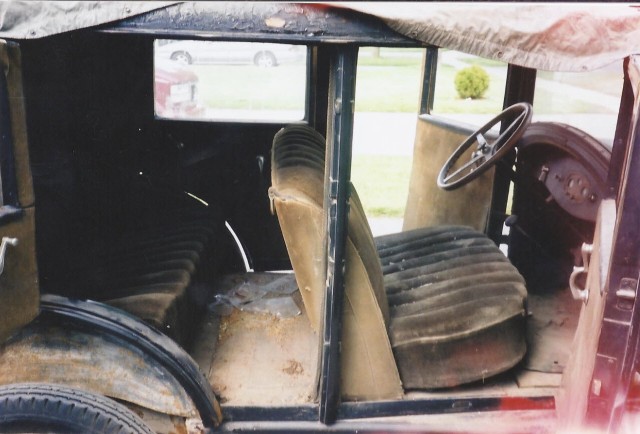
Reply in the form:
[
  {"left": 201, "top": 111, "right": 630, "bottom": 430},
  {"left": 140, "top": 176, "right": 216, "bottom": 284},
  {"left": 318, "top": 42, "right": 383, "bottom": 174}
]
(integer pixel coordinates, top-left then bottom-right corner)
[
  {"left": 69, "top": 208, "right": 220, "bottom": 346},
  {"left": 269, "top": 126, "right": 402, "bottom": 400},
  {"left": 270, "top": 125, "right": 527, "bottom": 396},
  {"left": 403, "top": 115, "right": 495, "bottom": 232},
  {"left": 377, "top": 226, "right": 527, "bottom": 388}
]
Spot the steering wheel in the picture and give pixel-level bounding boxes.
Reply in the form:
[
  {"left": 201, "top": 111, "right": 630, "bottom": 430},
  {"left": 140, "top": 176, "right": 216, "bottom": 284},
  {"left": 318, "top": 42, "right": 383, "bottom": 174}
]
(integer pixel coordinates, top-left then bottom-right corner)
[{"left": 437, "top": 102, "right": 532, "bottom": 191}]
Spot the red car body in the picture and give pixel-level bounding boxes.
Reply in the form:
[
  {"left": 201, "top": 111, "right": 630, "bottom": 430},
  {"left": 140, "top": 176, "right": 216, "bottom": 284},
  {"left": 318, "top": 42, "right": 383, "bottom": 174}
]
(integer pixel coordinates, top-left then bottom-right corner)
[{"left": 154, "top": 59, "right": 204, "bottom": 118}]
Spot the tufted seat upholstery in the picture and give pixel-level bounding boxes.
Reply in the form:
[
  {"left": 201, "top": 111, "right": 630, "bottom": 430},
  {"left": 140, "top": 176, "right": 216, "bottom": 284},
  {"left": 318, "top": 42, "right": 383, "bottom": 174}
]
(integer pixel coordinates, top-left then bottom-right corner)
[
  {"left": 269, "top": 125, "right": 527, "bottom": 399},
  {"left": 378, "top": 225, "right": 527, "bottom": 389},
  {"left": 68, "top": 207, "right": 220, "bottom": 346}
]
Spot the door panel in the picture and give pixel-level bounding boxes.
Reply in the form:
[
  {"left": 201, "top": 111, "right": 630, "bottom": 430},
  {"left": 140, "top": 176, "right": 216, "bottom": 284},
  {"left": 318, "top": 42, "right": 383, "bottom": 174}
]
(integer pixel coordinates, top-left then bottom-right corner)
[
  {"left": 403, "top": 114, "right": 495, "bottom": 232},
  {"left": 0, "top": 41, "right": 39, "bottom": 343},
  {"left": 557, "top": 199, "right": 616, "bottom": 429}
]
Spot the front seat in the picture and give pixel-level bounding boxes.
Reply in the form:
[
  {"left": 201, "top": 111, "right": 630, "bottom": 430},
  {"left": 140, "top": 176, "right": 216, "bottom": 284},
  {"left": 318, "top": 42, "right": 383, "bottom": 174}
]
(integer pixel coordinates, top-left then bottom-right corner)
[{"left": 268, "top": 125, "right": 527, "bottom": 400}]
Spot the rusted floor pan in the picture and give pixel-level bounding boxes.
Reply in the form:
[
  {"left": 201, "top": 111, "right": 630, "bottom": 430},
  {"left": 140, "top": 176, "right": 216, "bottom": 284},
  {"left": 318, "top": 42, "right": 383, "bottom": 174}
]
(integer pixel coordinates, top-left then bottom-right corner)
[
  {"left": 192, "top": 272, "right": 578, "bottom": 404},
  {"left": 191, "top": 272, "right": 318, "bottom": 406}
]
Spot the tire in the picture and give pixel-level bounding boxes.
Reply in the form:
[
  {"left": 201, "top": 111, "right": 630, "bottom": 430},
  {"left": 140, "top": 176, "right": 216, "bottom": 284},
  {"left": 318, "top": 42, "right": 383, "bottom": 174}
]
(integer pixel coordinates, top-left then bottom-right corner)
[
  {"left": 0, "top": 383, "right": 154, "bottom": 434},
  {"left": 254, "top": 51, "right": 277, "bottom": 67},
  {"left": 517, "top": 122, "right": 610, "bottom": 181},
  {"left": 170, "top": 51, "right": 192, "bottom": 65},
  {"left": 509, "top": 122, "right": 610, "bottom": 292}
]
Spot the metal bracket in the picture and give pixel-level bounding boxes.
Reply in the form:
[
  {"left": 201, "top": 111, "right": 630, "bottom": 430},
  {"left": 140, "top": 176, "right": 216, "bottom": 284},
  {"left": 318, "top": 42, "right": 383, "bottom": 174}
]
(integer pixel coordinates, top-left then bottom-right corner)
[
  {"left": 569, "top": 242, "right": 592, "bottom": 304},
  {"left": 616, "top": 278, "right": 637, "bottom": 310},
  {"left": 0, "top": 236, "right": 17, "bottom": 277}
]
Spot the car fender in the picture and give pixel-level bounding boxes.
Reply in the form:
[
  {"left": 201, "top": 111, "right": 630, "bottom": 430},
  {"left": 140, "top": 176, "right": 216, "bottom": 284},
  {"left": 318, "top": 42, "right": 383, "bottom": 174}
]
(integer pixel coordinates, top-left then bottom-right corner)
[{"left": 0, "top": 295, "right": 221, "bottom": 428}]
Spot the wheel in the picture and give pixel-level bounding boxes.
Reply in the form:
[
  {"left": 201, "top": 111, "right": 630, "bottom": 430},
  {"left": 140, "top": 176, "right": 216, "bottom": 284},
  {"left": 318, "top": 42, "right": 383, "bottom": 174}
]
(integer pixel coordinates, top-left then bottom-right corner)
[
  {"left": 437, "top": 102, "right": 532, "bottom": 190},
  {"left": 254, "top": 51, "right": 277, "bottom": 67},
  {"left": 0, "top": 383, "right": 154, "bottom": 434},
  {"left": 170, "top": 51, "right": 192, "bottom": 65},
  {"left": 508, "top": 122, "right": 611, "bottom": 291}
]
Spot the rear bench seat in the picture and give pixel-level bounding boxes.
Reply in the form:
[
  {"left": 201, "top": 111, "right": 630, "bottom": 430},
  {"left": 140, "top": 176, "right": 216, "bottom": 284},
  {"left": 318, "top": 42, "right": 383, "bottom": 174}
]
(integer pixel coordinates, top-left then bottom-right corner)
[{"left": 69, "top": 207, "right": 221, "bottom": 346}]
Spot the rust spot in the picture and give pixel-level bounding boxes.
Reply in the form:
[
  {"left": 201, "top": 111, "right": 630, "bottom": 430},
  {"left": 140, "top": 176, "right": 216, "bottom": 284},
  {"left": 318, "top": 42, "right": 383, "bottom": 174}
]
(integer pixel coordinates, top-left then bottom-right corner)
[
  {"left": 169, "top": 416, "right": 189, "bottom": 434},
  {"left": 497, "top": 396, "right": 555, "bottom": 411},
  {"left": 265, "top": 17, "right": 286, "bottom": 28},
  {"left": 282, "top": 359, "right": 304, "bottom": 376}
]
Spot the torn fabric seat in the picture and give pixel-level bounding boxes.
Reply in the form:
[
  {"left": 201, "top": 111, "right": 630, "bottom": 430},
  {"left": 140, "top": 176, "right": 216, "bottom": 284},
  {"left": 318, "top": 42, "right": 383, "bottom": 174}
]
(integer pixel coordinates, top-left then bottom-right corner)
[{"left": 269, "top": 125, "right": 527, "bottom": 397}]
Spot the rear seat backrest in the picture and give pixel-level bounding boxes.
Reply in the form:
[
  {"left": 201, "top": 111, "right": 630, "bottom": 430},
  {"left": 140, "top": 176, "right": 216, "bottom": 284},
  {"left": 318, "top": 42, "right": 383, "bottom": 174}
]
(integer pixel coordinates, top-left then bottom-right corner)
[
  {"left": 269, "top": 125, "right": 402, "bottom": 400},
  {"left": 66, "top": 207, "right": 221, "bottom": 347}
]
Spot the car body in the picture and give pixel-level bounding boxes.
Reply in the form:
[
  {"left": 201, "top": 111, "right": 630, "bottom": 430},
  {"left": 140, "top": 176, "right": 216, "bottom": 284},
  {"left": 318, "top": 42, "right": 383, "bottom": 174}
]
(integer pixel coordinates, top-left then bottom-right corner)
[
  {"left": 0, "top": 2, "right": 638, "bottom": 433},
  {"left": 154, "top": 59, "right": 204, "bottom": 118},
  {"left": 155, "top": 40, "right": 305, "bottom": 66}
]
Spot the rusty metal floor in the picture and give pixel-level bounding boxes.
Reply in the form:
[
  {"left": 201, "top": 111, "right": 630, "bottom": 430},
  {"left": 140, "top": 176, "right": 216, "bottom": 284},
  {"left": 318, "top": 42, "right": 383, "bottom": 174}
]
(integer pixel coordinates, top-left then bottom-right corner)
[
  {"left": 191, "top": 272, "right": 579, "bottom": 405},
  {"left": 191, "top": 272, "right": 318, "bottom": 406}
]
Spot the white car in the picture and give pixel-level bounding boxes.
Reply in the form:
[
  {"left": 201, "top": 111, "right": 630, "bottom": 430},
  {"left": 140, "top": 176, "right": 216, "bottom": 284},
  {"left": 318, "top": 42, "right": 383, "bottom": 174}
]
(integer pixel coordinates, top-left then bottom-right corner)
[{"left": 155, "top": 40, "right": 305, "bottom": 67}]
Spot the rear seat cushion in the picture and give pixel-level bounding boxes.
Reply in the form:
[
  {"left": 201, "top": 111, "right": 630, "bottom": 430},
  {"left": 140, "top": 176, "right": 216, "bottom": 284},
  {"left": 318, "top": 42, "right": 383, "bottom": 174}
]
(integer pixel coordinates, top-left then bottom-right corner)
[
  {"left": 70, "top": 207, "right": 220, "bottom": 346},
  {"left": 107, "top": 293, "right": 180, "bottom": 339}
]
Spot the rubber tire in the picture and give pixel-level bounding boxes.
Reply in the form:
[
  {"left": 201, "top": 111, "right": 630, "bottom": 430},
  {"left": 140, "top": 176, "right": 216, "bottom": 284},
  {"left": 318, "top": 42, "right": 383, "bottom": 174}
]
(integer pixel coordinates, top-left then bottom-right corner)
[
  {"left": 254, "top": 51, "right": 276, "bottom": 67},
  {"left": 517, "top": 122, "right": 610, "bottom": 182},
  {"left": 170, "top": 51, "right": 192, "bottom": 65},
  {"left": 509, "top": 122, "right": 610, "bottom": 291},
  {"left": 0, "top": 383, "right": 154, "bottom": 434}
]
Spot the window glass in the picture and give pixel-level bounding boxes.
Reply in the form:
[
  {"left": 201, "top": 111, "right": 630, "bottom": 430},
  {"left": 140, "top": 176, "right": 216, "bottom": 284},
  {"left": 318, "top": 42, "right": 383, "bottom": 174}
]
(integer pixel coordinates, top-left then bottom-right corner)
[
  {"left": 533, "top": 61, "right": 623, "bottom": 148},
  {"left": 431, "top": 50, "right": 508, "bottom": 126},
  {"left": 154, "top": 40, "right": 307, "bottom": 122}
]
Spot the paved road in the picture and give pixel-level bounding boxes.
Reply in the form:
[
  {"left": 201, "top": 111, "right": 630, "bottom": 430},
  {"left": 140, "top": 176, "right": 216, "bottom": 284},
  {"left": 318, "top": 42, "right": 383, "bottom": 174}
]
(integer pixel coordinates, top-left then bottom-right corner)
[
  {"left": 353, "top": 111, "right": 617, "bottom": 157},
  {"left": 353, "top": 112, "right": 417, "bottom": 156}
]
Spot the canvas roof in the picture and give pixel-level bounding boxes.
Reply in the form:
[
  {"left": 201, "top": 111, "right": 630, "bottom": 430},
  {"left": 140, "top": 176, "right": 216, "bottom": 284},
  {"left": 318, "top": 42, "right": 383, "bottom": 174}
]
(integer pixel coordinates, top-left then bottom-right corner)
[{"left": 0, "top": 2, "right": 638, "bottom": 72}]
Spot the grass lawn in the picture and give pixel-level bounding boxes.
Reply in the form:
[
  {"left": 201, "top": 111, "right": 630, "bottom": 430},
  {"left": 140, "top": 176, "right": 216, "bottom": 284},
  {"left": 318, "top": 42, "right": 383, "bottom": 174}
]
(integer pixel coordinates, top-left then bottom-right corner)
[
  {"left": 189, "top": 48, "right": 617, "bottom": 115},
  {"left": 538, "top": 69, "right": 623, "bottom": 98},
  {"left": 432, "top": 64, "right": 506, "bottom": 114},
  {"left": 355, "top": 65, "right": 422, "bottom": 113},
  {"left": 351, "top": 155, "right": 412, "bottom": 218},
  {"left": 185, "top": 48, "right": 621, "bottom": 218},
  {"left": 533, "top": 87, "right": 613, "bottom": 115},
  {"left": 191, "top": 64, "right": 307, "bottom": 111}
]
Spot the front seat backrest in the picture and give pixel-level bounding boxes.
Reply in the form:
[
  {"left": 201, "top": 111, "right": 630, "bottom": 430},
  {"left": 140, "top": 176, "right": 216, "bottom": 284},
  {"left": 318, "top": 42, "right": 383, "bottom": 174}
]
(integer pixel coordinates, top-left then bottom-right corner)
[{"left": 269, "top": 125, "right": 402, "bottom": 400}]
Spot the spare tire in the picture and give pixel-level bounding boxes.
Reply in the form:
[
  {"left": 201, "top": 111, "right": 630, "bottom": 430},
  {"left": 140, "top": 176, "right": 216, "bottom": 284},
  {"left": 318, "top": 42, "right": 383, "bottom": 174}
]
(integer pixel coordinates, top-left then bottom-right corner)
[
  {"left": 509, "top": 122, "right": 610, "bottom": 291},
  {"left": 0, "top": 383, "right": 154, "bottom": 434}
]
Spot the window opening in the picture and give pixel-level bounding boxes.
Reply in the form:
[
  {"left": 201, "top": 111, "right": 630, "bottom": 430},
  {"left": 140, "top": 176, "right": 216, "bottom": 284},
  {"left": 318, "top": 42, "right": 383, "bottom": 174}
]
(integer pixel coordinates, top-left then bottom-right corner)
[
  {"left": 431, "top": 49, "right": 509, "bottom": 127},
  {"left": 351, "top": 47, "right": 423, "bottom": 236},
  {"left": 154, "top": 40, "right": 308, "bottom": 122},
  {"left": 533, "top": 60, "right": 623, "bottom": 148}
]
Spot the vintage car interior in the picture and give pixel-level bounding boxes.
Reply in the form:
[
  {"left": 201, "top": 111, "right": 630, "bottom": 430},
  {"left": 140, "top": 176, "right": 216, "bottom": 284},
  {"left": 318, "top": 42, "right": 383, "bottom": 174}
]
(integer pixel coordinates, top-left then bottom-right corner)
[{"left": 0, "top": 2, "right": 638, "bottom": 433}]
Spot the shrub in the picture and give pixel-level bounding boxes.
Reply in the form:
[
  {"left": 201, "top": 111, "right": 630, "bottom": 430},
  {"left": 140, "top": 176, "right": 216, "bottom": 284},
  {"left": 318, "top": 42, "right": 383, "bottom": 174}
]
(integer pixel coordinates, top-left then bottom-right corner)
[{"left": 454, "top": 65, "right": 490, "bottom": 99}]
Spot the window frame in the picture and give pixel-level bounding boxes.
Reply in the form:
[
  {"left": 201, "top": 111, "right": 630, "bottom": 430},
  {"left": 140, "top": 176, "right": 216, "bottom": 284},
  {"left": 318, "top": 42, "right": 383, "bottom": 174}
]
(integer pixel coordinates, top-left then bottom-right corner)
[{"left": 152, "top": 39, "right": 313, "bottom": 125}]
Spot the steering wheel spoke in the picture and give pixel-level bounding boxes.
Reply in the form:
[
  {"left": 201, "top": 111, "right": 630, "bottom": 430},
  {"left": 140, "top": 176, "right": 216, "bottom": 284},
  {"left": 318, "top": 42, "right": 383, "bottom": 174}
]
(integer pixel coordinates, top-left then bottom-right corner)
[
  {"left": 475, "top": 133, "right": 489, "bottom": 151},
  {"left": 443, "top": 152, "right": 486, "bottom": 184},
  {"left": 437, "top": 103, "right": 532, "bottom": 191}
]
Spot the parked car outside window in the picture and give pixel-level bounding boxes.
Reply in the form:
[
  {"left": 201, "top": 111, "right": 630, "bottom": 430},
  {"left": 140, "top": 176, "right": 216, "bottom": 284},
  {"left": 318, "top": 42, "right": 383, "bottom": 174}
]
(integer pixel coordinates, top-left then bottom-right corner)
[{"left": 155, "top": 40, "right": 305, "bottom": 67}]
